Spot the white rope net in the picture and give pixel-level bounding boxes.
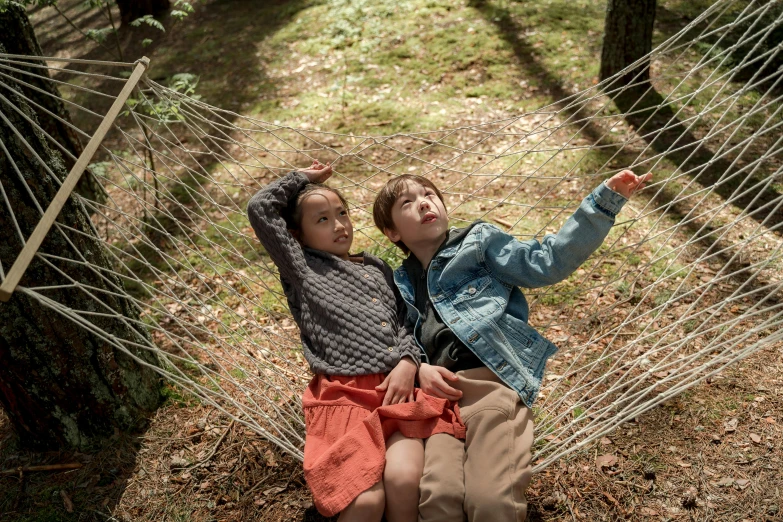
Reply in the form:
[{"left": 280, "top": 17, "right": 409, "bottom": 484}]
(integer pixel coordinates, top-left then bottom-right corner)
[{"left": 1, "top": 0, "right": 782, "bottom": 472}]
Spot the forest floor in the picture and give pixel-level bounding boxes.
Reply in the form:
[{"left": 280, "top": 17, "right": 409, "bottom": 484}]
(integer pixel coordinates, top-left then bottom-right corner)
[
  {"left": 1, "top": 0, "right": 782, "bottom": 520},
  {"left": 2, "top": 345, "right": 781, "bottom": 521}
]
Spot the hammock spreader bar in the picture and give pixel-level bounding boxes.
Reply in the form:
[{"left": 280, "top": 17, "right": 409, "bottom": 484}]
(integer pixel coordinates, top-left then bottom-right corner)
[{"left": 0, "top": 57, "right": 150, "bottom": 302}]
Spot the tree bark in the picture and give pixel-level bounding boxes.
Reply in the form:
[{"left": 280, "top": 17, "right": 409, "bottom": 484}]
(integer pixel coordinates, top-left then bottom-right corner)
[
  {"left": 0, "top": 34, "right": 161, "bottom": 449},
  {"left": 0, "top": 6, "right": 105, "bottom": 204},
  {"left": 600, "top": 0, "right": 657, "bottom": 94},
  {"left": 116, "top": 0, "right": 171, "bottom": 26}
]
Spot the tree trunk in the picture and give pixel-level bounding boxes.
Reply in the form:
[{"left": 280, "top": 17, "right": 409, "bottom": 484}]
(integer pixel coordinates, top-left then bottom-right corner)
[
  {"left": 0, "top": 6, "right": 105, "bottom": 204},
  {"left": 116, "top": 0, "right": 171, "bottom": 25},
  {"left": 600, "top": 0, "right": 657, "bottom": 94},
  {"left": 0, "top": 35, "right": 161, "bottom": 449}
]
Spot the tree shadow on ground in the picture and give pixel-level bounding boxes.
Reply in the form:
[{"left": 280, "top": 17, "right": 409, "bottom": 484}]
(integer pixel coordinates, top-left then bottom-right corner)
[
  {"left": 470, "top": 0, "right": 782, "bottom": 313},
  {"left": 613, "top": 86, "right": 783, "bottom": 234},
  {"left": 0, "top": 1, "right": 315, "bottom": 520},
  {"left": 656, "top": 1, "right": 783, "bottom": 97},
  {"left": 470, "top": 0, "right": 783, "bottom": 235},
  {"left": 27, "top": 0, "right": 315, "bottom": 284},
  {"left": 33, "top": 0, "right": 314, "bottom": 135},
  {"left": 31, "top": 6, "right": 110, "bottom": 57}
]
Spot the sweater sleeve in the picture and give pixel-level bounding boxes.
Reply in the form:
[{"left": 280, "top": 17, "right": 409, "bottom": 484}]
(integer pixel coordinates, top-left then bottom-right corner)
[{"left": 246, "top": 171, "right": 311, "bottom": 285}]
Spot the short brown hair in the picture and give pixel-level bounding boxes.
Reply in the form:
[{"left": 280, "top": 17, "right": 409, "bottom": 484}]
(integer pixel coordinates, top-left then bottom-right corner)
[
  {"left": 372, "top": 175, "right": 446, "bottom": 254},
  {"left": 283, "top": 183, "right": 349, "bottom": 231}
]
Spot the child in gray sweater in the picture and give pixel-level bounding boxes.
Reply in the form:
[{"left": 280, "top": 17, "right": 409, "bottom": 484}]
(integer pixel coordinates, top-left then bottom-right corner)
[{"left": 246, "top": 161, "right": 464, "bottom": 522}]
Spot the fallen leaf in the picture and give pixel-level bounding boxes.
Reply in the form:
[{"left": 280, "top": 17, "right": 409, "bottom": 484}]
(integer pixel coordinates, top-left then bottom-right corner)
[
  {"left": 750, "top": 433, "right": 762, "bottom": 444},
  {"left": 263, "top": 486, "right": 286, "bottom": 496},
  {"left": 676, "top": 460, "right": 692, "bottom": 468},
  {"left": 170, "top": 456, "right": 188, "bottom": 468},
  {"left": 724, "top": 418, "right": 738, "bottom": 433},
  {"left": 60, "top": 490, "right": 74, "bottom": 513},
  {"left": 264, "top": 449, "right": 278, "bottom": 467},
  {"left": 596, "top": 454, "right": 618, "bottom": 470},
  {"left": 716, "top": 477, "right": 734, "bottom": 487},
  {"left": 735, "top": 479, "right": 750, "bottom": 489},
  {"left": 600, "top": 437, "right": 612, "bottom": 445}
]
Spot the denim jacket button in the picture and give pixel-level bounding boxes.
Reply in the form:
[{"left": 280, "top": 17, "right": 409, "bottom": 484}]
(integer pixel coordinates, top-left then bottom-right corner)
[{"left": 468, "top": 287, "right": 476, "bottom": 294}]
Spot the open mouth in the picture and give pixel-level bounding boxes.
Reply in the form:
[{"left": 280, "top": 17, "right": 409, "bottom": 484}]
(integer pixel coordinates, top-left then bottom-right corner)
[
  {"left": 334, "top": 235, "right": 349, "bottom": 243},
  {"left": 421, "top": 213, "right": 437, "bottom": 224}
]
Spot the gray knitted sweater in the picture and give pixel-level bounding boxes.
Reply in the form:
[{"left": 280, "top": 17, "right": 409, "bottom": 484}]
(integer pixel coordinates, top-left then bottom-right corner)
[{"left": 247, "top": 172, "right": 420, "bottom": 376}]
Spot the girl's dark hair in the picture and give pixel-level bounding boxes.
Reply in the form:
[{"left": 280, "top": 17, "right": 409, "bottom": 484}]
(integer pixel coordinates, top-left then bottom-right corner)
[{"left": 282, "top": 183, "right": 350, "bottom": 230}]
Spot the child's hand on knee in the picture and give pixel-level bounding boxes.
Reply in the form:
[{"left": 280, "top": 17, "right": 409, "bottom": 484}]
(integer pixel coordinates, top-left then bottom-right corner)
[
  {"left": 376, "top": 357, "right": 417, "bottom": 405},
  {"left": 417, "top": 363, "right": 462, "bottom": 401},
  {"left": 606, "top": 170, "right": 653, "bottom": 199}
]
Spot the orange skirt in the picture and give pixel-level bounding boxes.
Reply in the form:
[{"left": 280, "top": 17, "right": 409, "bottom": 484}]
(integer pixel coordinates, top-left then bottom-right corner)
[{"left": 302, "top": 373, "right": 466, "bottom": 517}]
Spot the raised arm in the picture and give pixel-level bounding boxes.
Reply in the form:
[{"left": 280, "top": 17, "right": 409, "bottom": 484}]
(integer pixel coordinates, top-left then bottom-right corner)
[
  {"left": 481, "top": 181, "right": 628, "bottom": 288},
  {"left": 246, "top": 171, "right": 311, "bottom": 284}
]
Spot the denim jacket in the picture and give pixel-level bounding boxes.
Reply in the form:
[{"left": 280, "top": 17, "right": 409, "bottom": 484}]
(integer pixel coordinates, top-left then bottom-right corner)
[{"left": 393, "top": 183, "right": 627, "bottom": 406}]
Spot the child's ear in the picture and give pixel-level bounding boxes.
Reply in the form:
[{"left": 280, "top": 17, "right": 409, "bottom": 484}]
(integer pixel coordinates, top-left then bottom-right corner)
[{"left": 383, "top": 227, "right": 401, "bottom": 243}]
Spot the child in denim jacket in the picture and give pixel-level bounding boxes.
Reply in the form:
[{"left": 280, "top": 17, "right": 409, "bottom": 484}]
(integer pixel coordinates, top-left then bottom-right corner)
[{"left": 372, "top": 170, "right": 651, "bottom": 521}]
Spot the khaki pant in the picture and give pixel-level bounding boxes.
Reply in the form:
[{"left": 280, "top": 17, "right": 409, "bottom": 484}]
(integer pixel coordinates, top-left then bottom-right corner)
[{"left": 419, "top": 367, "right": 534, "bottom": 522}]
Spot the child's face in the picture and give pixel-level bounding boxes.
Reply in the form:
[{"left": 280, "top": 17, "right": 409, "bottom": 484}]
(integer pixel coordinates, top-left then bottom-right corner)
[
  {"left": 384, "top": 181, "right": 448, "bottom": 250},
  {"left": 296, "top": 189, "right": 353, "bottom": 259}
]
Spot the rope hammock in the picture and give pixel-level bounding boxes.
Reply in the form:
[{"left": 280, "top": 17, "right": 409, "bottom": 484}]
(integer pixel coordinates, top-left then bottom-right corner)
[{"left": 1, "top": 0, "right": 782, "bottom": 473}]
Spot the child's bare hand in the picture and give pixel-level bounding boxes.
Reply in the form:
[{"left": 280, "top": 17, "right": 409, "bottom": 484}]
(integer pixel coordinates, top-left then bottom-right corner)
[
  {"left": 298, "top": 160, "right": 332, "bottom": 183},
  {"left": 605, "top": 170, "right": 653, "bottom": 199},
  {"left": 417, "top": 363, "right": 462, "bottom": 401},
  {"left": 376, "top": 357, "right": 417, "bottom": 405}
]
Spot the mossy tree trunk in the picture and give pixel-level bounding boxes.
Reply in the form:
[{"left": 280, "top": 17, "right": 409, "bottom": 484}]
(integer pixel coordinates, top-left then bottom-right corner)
[
  {"left": 116, "top": 0, "right": 171, "bottom": 25},
  {"left": 600, "top": 0, "right": 657, "bottom": 94},
  {"left": 0, "top": 33, "right": 162, "bottom": 450},
  {"left": 0, "top": 5, "right": 106, "bottom": 204}
]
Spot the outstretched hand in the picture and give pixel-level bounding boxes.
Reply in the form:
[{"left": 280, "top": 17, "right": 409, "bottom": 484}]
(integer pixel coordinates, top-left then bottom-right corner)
[
  {"left": 298, "top": 160, "right": 332, "bottom": 183},
  {"left": 605, "top": 170, "right": 653, "bottom": 199}
]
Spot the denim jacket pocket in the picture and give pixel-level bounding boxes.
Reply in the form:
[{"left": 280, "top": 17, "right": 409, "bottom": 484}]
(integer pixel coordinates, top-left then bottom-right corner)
[
  {"left": 450, "top": 275, "right": 503, "bottom": 318},
  {"left": 496, "top": 314, "right": 557, "bottom": 372},
  {"left": 450, "top": 275, "right": 492, "bottom": 304}
]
